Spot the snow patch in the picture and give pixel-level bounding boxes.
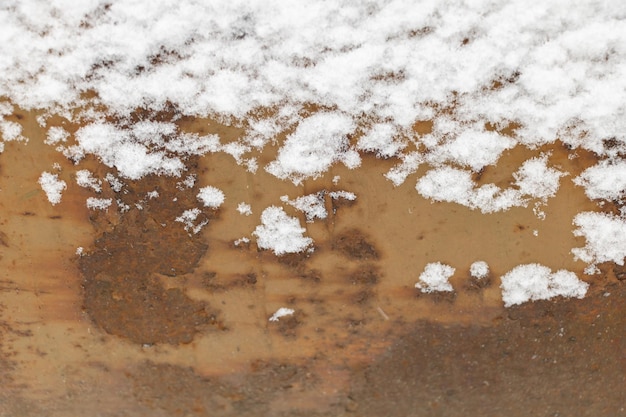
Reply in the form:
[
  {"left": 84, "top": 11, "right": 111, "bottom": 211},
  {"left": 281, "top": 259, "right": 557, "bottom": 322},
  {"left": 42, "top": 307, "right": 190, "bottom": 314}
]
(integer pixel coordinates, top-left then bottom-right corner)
[
  {"left": 415, "top": 262, "right": 455, "bottom": 293},
  {"left": 572, "top": 212, "right": 626, "bottom": 266},
  {"left": 500, "top": 264, "right": 588, "bottom": 307},
  {"left": 38, "top": 172, "right": 66, "bottom": 205},
  {"left": 253, "top": 206, "right": 313, "bottom": 255},
  {"left": 197, "top": 186, "right": 225, "bottom": 208},
  {"left": 470, "top": 261, "right": 489, "bottom": 279}
]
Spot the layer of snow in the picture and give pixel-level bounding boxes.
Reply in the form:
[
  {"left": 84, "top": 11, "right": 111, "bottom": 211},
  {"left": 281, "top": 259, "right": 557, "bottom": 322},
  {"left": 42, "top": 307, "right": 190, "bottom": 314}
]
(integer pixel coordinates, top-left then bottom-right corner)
[
  {"left": 252, "top": 206, "right": 312, "bottom": 255},
  {"left": 500, "top": 264, "right": 588, "bottom": 307},
  {"left": 415, "top": 262, "right": 455, "bottom": 293},
  {"left": 197, "top": 186, "right": 225, "bottom": 208},
  {"left": 470, "top": 261, "right": 489, "bottom": 279},
  {"left": 0, "top": 1, "right": 623, "bottom": 311},
  {"left": 269, "top": 307, "right": 295, "bottom": 322},
  {"left": 572, "top": 212, "right": 626, "bottom": 266},
  {"left": 38, "top": 172, "right": 67, "bottom": 205}
]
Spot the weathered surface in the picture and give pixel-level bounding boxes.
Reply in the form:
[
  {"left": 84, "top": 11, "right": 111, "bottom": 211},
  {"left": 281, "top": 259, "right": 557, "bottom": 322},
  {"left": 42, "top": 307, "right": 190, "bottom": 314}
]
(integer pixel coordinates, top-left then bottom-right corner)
[{"left": 79, "top": 169, "right": 221, "bottom": 345}]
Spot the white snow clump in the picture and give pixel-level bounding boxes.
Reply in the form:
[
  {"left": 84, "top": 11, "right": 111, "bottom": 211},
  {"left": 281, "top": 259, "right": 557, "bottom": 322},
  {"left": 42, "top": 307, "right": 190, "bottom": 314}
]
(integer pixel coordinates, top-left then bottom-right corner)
[
  {"left": 197, "top": 186, "right": 225, "bottom": 208},
  {"left": 38, "top": 172, "right": 67, "bottom": 205},
  {"left": 252, "top": 206, "right": 313, "bottom": 255},
  {"left": 415, "top": 262, "right": 455, "bottom": 293},
  {"left": 572, "top": 212, "right": 626, "bottom": 266},
  {"left": 470, "top": 261, "right": 490, "bottom": 279},
  {"left": 500, "top": 264, "right": 588, "bottom": 307}
]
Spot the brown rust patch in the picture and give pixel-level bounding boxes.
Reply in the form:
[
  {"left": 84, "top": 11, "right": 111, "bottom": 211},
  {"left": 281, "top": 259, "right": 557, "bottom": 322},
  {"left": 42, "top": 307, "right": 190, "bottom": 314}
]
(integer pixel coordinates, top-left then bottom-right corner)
[
  {"left": 83, "top": 273, "right": 216, "bottom": 345},
  {"left": 79, "top": 164, "right": 222, "bottom": 345}
]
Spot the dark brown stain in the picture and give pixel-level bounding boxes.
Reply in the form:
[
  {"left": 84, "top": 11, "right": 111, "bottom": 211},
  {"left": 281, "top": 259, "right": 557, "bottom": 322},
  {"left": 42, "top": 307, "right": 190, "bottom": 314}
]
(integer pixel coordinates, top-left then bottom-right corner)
[
  {"left": 347, "top": 264, "right": 380, "bottom": 286},
  {"left": 349, "top": 282, "right": 626, "bottom": 417},
  {"left": 332, "top": 229, "right": 380, "bottom": 261}
]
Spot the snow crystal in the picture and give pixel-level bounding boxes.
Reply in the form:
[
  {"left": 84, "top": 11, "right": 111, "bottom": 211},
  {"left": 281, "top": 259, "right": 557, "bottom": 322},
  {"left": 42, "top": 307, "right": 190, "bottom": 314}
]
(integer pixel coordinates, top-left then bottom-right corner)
[
  {"left": 76, "top": 169, "right": 102, "bottom": 192},
  {"left": 252, "top": 206, "right": 313, "bottom": 255},
  {"left": 281, "top": 192, "right": 327, "bottom": 222},
  {"left": 86, "top": 197, "right": 112, "bottom": 210},
  {"left": 197, "top": 186, "right": 225, "bottom": 208},
  {"left": 106, "top": 174, "right": 124, "bottom": 193},
  {"left": 175, "top": 208, "right": 208, "bottom": 234},
  {"left": 328, "top": 190, "right": 356, "bottom": 201},
  {"left": 415, "top": 262, "right": 455, "bottom": 293},
  {"left": 234, "top": 237, "right": 250, "bottom": 246},
  {"left": 500, "top": 264, "right": 588, "bottom": 307},
  {"left": 0, "top": 120, "right": 23, "bottom": 142},
  {"left": 38, "top": 172, "right": 66, "bottom": 205},
  {"left": 470, "top": 261, "right": 489, "bottom": 279},
  {"left": 269, "top": 307, "right": 295, "bottom": 322},
  {"left": 572, "top": 212, "right": 626, "bottom": 266},
  {"left": 179, "top": 174, "right": 196, "bottom": 189},
  {"left": 45, "top": 126, "right": 69, "bottom": 145},
  {"left": 237, "top": 202, "right": 252, "bottom": 216}
]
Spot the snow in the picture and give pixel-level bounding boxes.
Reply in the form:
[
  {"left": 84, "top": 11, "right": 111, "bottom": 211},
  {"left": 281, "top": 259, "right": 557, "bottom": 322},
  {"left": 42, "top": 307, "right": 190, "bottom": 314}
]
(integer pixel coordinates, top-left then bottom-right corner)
[
  {"left": 415, "top": 262, "right": 455, "bottom": 293},
  {"left": 500, "top": 264, "right": 588, "bottom": 307},
  {"left": 416, "top": 155, "right": 563, "bottom": 213},
  {"left": 86, "top": 197, "right": 112, "bottom": 210},
  {"left": 252, "top": 206, "right": 313, "bottom": 255},
  {"left": 0, "top": 120, "right": 24, "bottom": 142},
  {"left": 175, "top": 208, "right": 208, "bottom": 234},
  {"left": 0, "top": 0, "right": 624, "bottom": 307},
  {"left": 470, "top": 261, "right": 489, "bottom": 279},
  {"left": 328, "top": 190, "right": 356, "bottom": 201},
  {"left": 237, "top": 202, "right": 252, "bottom": 216},
  {"left": 572, "top": 212, "right": 626, "bottom": 266},
  {"left": 197, "top": 186, "right": 225, "bottom": 208},
  {"left": 45, "top": 127, "right": 69, "bottom": 145},
  {"left": 265, "top": 112, "right": 357, "bottom": 184},
  {"left": 574, "top": 160, "right": 626, "bottom": 201},
  {"left": 269, "top": 307, "right": 295, "bottom": 322},
  {"left": 76, "top": 169, "right": 102, "bottom": 192},
  {"left": 38, "top": 172, "right": 67, "bottom": 205},
  {"left": 281, "top": 192, "right": 327, "bottom": 222}
]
